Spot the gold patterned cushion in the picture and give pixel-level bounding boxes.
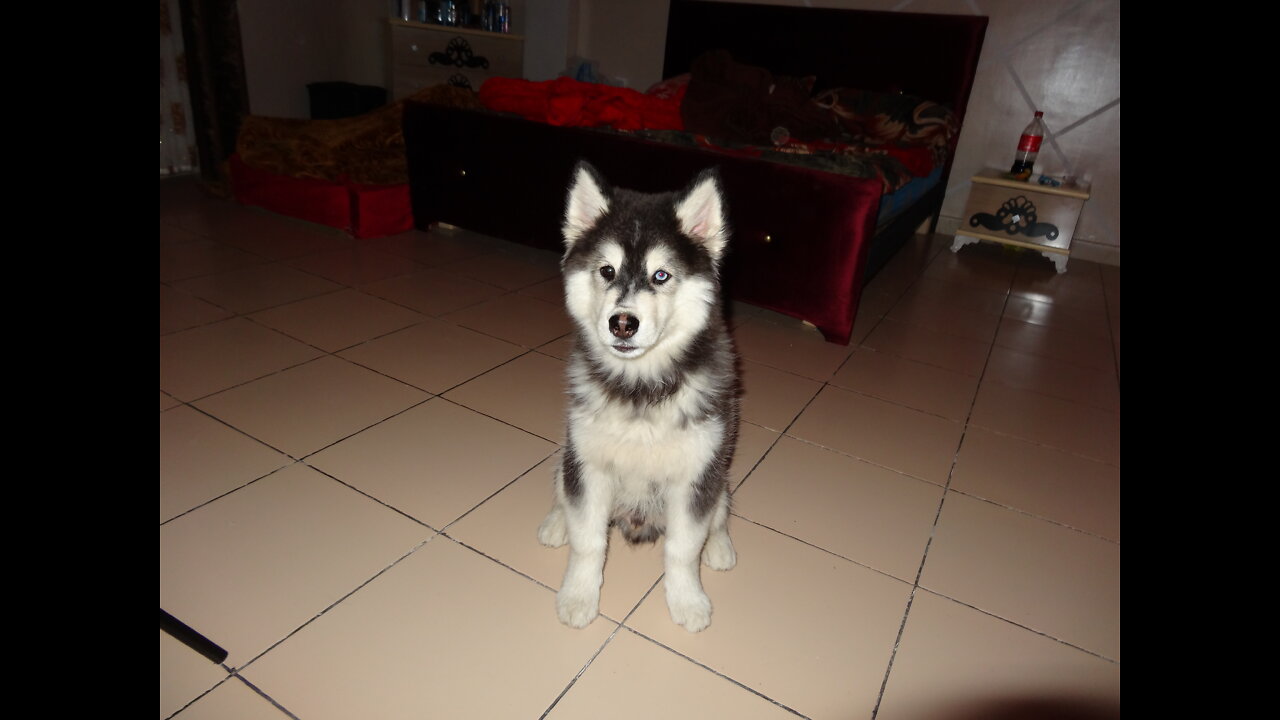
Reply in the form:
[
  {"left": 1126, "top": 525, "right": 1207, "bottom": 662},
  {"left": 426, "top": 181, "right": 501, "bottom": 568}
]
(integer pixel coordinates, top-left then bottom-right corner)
[{"left": 235, "top": 84, "right": 482, "bottom": 186}]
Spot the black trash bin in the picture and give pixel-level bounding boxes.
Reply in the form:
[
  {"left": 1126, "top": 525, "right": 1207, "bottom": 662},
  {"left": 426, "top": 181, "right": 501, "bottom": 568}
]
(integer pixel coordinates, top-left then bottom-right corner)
[{"left": 307, "top": 82, "right": 388, "bottom": 119}]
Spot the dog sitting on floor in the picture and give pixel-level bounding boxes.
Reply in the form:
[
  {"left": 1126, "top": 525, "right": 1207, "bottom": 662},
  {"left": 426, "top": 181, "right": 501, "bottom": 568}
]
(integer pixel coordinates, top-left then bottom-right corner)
[{"left": 538, "top": 161, "right": 741, "bottom": 633}]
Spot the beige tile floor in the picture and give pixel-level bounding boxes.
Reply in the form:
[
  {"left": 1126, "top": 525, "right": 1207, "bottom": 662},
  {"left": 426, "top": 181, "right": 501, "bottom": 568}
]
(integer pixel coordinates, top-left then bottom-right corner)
[{"left": 160, "top": 178, "right": 1120, "bottom": 720}]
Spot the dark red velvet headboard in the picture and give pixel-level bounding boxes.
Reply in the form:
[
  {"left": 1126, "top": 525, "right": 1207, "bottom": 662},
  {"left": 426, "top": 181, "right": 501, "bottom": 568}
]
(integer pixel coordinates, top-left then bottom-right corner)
[{"left": 662, "top": 0, "right": 988, "bottom": 127}]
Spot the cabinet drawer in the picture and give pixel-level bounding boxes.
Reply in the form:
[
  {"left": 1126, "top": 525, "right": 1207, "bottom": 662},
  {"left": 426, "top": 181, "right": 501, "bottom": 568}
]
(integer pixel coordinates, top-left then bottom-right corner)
[
  {"left": 392, "top": 65, "right": 491, "bottom": 97},
  {"left": 960, "top": 183, "right": 1085, "bottom": 251}
]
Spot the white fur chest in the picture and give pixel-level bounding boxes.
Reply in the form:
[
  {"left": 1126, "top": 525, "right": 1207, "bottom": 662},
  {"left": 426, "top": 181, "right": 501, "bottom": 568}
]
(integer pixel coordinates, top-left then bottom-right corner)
[{"left": 568, "top": 380, "right": 723, "bottom": 489}]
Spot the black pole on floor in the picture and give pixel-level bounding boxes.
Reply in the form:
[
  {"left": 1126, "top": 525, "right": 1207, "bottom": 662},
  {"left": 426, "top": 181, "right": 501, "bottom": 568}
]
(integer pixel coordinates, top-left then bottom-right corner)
[{"left": 160, "top": 608, "right": 228, "bottom": 665}]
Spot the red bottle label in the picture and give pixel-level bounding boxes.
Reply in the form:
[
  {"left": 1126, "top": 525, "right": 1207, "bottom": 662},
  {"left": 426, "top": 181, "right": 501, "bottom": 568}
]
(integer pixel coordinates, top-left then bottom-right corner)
[{"left": 1018, "top": 134, "right": 1043, "bottom": 153}]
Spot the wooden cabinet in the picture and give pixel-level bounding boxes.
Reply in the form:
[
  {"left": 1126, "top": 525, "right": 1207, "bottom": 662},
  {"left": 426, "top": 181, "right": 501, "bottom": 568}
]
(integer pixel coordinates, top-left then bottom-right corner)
[
  {"left": 387, "top": 20, "right": 524, "bottom": 100},
  {"left": 951, "top": 168, "right": 1092, "bottom": 273}
]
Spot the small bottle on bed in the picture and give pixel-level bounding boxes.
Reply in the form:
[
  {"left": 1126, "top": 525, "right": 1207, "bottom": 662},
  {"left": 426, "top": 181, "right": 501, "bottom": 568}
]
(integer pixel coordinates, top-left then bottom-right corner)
[{"left": 1009, "top": 111, "right": 1045, "bottom": 181}]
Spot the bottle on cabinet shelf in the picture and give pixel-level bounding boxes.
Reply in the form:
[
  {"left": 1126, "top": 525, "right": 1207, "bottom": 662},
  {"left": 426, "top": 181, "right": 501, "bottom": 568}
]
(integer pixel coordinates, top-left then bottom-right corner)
[{"left": 1009, "top": 111, "right": 1045, "bottom": 181}]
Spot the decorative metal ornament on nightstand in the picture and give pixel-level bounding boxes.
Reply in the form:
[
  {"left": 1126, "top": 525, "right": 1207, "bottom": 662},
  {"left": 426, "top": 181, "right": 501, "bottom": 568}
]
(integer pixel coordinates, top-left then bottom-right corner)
[
  {"left": 969, "top": 196, "right": 1060, "bottom": 241},
  {"left": 429, "top": 37, "right": 490, "bottom": 69},
  {"left": 951, "top": 169, "right": 1091, "bottom": 274}
]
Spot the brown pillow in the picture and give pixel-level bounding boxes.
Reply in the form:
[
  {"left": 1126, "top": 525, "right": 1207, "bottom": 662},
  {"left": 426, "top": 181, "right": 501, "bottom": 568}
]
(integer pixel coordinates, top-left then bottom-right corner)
[{"left": 680, "top": 50, "right": 835, "bottom": 146}]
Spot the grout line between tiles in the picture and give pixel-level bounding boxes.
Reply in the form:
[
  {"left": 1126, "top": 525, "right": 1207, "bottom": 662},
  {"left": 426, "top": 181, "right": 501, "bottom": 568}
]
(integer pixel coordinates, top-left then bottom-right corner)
[
  {"left": 911, "top": 586, "right": 1119, "bottom": 664},
  {"left": 178, "top": 271, "right": 349, "bottom": 319},
  {"left": 727, "top": 512, "right": 916, "bottom": 586},
  {"left": 434, "top": 393, "right": 565, "bottom": 445},
  {"left": 295, "top": 393, "right": 437, "bottom": 459},
  {"left": 978, "top": 363, "right": 1121, "bottom": 416},
  {"left": 444, "top": 535, "right": 563, "bottom": 597},
  {"left": 228, "top": 673, "right": 304, "bottom": 720},
  {"left": 728, "top": 424, "right": 787, "bottom": 495},
  {"left": 868, "top": 265, "right": 1018, "bottom": 719},
  {"left": 444, "top": 517, "right": 804, "bottom": 718},
  {"left": 774, "top": 432, "right": 947, "bottom": 488},
  {"left": 537, "top": 569, "right": 812, "bottom": 719},
  {"left": 158, "top": 248, "right": 280, "bottom": 286},
  {"left": 302, "top": 461, "right": 444, "bottom": 531},
  {"left": 161, "top": 340, "right": 329, "bottom": 406},
  {"left": 937, "top": 485, "right": 1120, "bottom": 545},
  {"left": 160, "top": 461, "right": 290, "bottom": 527},
  {"left": 434, "top": 446, "right": 562, "bottom": 532},
  {"left": 728, "top": 376, "right": 824, "bottom": 496},
  {"left": 165, "top": 381, "right": 436, "bottom": 484},
  {"left": 761, "top": 426, "right": 1117, "bottom": 543},
  {"left": 535, "top": 578, "right": 663, "bottom": 719},
  {"left": 610, "top": 625, "right": 814, "bottom": 719},
  {"left": 161, "top": 673, "right": 237, "bottom": 720},
  {"left": 263, "top": 311, "right": 439, "bottom": 356},
  {"left": 332, "top": 341, "right": 523, "bottom": 398},
  {"left": 435, "top": 534, "right": 654, "bottom": 719},
  {"left": 964, "top": 417, "right": 1119, "bottom": 468},
  {"left": 821, "top": 380, "right": 975, "bottom": 425},
  {"left": 232, "top": 534, "right": 441, "bottom": 675}
]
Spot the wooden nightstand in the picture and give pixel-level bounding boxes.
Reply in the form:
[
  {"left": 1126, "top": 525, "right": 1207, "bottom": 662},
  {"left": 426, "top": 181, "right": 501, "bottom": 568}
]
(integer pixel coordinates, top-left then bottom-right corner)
[
  {"left": 387, "top": 20, "right": 524, "bottom": 100},
  {"left": 951, "top": 168, "right": 1092, "bottom": 273}
]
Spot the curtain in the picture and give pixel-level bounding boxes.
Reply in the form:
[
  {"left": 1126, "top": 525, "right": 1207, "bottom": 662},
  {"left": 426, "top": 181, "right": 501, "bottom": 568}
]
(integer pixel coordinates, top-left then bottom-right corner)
[
  {"left": 177, "top": 0, "right": 251, "bottom": 189},
  {"left": 160, "top": 0, "right": 198, "bottom": 176}
]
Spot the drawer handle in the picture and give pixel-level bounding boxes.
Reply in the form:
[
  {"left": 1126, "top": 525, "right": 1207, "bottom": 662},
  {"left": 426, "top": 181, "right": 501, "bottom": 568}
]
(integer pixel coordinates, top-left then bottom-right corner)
[{"left": 429, "top": 37, "right": 490, "bottom": 70}]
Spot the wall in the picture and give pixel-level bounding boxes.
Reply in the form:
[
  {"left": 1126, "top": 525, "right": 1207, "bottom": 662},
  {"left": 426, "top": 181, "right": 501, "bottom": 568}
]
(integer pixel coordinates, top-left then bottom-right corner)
[
  {"left": 240, "top": 1, "right": 535, "bottom": 119},
  {"left": 524, "top": 0, "right": 575, "bottom": 81},
  {"left": 574, "top": 0, "right": 1121, "bottom": 264},
  {"left": 239, "top": 0, "right": 338, "bottom": 118},
  {"left": 237, "top": 0, "right": 1119, "bottom": 263}
]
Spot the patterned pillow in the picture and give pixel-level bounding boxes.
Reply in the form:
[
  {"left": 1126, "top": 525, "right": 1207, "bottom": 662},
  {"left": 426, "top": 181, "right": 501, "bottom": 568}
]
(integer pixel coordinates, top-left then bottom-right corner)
[{"left": 812, "top": 88, "right": 958, "bottom": 159}]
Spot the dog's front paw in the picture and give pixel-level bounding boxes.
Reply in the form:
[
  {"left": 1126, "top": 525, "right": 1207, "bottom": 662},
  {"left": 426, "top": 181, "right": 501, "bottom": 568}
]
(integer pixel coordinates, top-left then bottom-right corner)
[
  {"left": 666, "top": 588, "right": 713, "bottom": 632},
  {"left": 702, "top": 534, "right": 736, "bottom": 571},
  {"left": 538, "top": 508, "right": 568, "bottom": 548},
  {"left": 556, "top": 589, "right": 600, "bottom": 628}
]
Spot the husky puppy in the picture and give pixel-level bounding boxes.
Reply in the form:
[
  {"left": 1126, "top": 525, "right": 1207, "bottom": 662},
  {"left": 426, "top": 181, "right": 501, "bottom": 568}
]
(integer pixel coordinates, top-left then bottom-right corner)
[{"left": 538, "top": 161, "right": 740, "bottom": 633}]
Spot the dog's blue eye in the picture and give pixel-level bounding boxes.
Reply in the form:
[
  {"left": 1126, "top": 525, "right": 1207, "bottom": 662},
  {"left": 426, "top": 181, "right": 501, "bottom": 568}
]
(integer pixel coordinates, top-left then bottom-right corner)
[
  {"left": 653, "top": 270, "right": 671, "bottom": 284},
  {"left": 600, "top": 266, "right": 615, "bottom": 280}
]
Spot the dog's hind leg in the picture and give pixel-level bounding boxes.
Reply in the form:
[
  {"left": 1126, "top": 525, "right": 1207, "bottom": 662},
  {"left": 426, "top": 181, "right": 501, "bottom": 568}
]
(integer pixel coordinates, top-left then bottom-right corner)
[
  {"left": 537, "top": 503, "right": 568, "bottom": 548},
  {"left": 537, "top": 467, "right": 569, "bottom": 548},
  {"left": 701, "top": 490, "right": 736, "bottom": 571},
  {"left": 663, "top": 484, "right": 715, "bottom": 632}
]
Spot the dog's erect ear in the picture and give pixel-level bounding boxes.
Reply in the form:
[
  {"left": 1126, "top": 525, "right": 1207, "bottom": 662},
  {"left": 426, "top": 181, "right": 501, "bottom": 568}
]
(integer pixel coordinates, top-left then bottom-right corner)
[
  {"left": 563, "top": 161, "right": 612, "bottom": 247},
  {"left": 674, "top": 168, "right": 729, "bottom": 261}
]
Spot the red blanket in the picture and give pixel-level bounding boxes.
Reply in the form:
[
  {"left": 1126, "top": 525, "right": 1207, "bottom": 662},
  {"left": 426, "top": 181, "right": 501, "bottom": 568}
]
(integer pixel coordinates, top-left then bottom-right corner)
[{"left": 478, "top": 76, "right": 685, "bottom": 132}]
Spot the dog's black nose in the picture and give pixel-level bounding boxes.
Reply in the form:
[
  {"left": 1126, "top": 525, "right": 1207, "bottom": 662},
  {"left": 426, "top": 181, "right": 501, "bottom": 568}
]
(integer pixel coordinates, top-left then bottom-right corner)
[{"left": 609, "top": 313, "right": 639, "bottom": 339}]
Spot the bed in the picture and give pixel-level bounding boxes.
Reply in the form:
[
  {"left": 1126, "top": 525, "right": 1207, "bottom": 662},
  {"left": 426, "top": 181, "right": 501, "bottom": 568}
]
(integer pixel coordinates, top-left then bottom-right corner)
[{"left": 402, "top": 0, "right": 988, "bottom": 344}]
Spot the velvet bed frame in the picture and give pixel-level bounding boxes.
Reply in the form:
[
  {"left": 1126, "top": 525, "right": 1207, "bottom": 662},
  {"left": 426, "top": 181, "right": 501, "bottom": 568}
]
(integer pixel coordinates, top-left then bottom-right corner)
[{"left": 403, "top": 0, "right": 987, "bottom": 344}]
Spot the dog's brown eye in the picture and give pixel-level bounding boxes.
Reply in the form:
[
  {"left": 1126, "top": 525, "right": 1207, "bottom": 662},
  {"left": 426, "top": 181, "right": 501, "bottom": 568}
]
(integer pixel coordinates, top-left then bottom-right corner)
[{"left": 600, "top": 266, "right": 615, "bottom": 280}]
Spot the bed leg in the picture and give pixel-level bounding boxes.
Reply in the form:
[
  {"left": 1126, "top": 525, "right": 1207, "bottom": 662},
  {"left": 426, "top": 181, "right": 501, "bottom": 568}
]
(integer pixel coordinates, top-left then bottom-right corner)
[{"left": 927, "top": 209, "right": 942, "bottom": 234}]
